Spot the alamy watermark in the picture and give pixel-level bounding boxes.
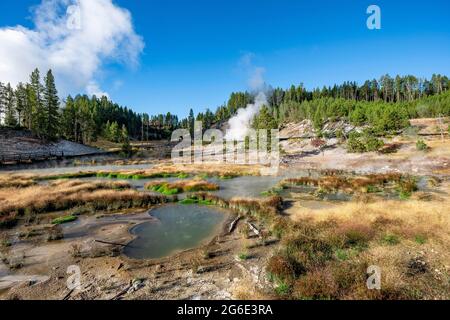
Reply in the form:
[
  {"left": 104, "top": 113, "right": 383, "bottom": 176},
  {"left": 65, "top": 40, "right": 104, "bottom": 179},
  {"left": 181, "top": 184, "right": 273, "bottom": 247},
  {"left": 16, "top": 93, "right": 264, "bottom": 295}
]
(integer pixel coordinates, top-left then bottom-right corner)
[
  {"left": 367, "top": 5, "right": 381, "bottom": 30},
  {"left": 367, "top": 265, "right": 382, "bottom": 290},
  {"left": 66, "top": 265, "right": 81, "bottom": 290},
  {"left": 171, "top": 121, "right": 280, "bottom": 175},
  {"left": 66, "top": 3, "right": 82, "bottom": 30}
]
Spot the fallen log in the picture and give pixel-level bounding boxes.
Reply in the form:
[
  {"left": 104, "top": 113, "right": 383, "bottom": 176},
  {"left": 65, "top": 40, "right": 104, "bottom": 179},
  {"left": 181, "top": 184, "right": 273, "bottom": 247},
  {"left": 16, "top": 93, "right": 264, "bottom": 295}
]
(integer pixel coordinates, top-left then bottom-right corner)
[
  {"left": 95, "top": 240, "right": 128, "bottom": 247},
  {"left": 62, "top": 289, "right": 74, "bottom": 300},
  {"left": 110, "top": 284, "right": 132, "bottom": 300},
  {"left": 247, "top": 222, "right": 261, "bottom": 237},
  {"left": 228, "top": 216, "right": 241, "bottom": 233}
]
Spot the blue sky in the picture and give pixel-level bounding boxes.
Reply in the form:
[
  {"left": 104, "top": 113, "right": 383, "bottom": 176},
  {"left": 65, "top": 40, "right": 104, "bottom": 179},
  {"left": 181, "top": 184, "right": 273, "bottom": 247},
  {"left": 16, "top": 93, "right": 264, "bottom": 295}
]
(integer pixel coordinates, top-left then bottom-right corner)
[{"left": 1, "top": 0, "right": 449, "bottom": 118}]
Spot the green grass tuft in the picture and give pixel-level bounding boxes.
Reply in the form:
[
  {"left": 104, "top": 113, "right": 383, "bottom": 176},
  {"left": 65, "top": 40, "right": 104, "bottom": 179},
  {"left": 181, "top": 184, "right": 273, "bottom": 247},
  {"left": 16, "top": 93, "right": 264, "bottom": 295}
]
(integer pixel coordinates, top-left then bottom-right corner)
[
  {"left": 179, "top": 198, "right": 198, "bottom": 205},
  {"left": 382, "top": 233, "right": 400, "bottom": 245},
  {"left": 52, "top": 215, "right": 78, "bottom": 225},
  {"left": 414, "top": 234, "right": 427, "bottom": 245}
]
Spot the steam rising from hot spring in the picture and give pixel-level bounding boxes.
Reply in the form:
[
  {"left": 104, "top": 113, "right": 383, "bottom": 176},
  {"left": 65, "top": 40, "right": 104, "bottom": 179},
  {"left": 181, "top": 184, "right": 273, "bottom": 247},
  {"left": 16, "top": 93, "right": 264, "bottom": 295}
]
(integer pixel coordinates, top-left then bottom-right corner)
[{"left": 225, "top": 92, "right": 268, "bottom": 141}]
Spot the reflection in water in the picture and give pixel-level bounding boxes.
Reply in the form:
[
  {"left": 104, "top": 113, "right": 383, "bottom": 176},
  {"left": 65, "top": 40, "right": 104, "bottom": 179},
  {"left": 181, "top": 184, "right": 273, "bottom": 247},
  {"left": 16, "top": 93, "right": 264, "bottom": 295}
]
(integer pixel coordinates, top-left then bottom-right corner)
[
  {"left": 0, "top": 154, "right": 122, "bottom": 172},
  {"left": 124, "top": 205, "right": 227, "bottom": 259}
]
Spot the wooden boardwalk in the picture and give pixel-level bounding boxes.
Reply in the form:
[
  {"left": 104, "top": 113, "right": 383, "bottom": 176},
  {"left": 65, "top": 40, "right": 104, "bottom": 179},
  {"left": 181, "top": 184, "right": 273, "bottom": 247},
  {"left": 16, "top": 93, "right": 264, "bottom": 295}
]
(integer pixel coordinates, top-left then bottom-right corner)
[{"left": 0, "top": 150, "right": 65, "bottom": 165}]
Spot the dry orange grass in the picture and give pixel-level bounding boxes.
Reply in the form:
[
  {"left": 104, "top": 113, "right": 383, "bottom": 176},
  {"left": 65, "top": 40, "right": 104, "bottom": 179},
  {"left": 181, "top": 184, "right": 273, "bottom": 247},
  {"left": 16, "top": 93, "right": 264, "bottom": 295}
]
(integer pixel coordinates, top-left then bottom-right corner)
[
  {"left": 0, "top": 180, "right": 169, "bottom": 226},
  {"left": 291, "top": 198, "right": 449, "bottom": 242},
  {"left": 283, "top": 173, "right": 403, "bottom": 193},
  {"left": 0, "top": 180, "right": 129, "bottom": 213},
  {"left": 0, "top": 174, "right": 36, "bottom": 189},
  {"left": 15, "top": 162, "right": 263, "bottom": 182},
  {"left": 228, "top": 196, "right": 283, "bottom": 218},
  {"left": 275, "top": 181, "right": 450, "bottom": 300}
]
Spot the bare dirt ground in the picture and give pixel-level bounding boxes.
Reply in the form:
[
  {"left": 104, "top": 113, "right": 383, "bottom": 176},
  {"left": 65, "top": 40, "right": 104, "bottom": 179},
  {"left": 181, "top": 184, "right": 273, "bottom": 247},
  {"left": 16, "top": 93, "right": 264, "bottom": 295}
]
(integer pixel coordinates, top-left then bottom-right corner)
[{"left": 281, "top": 139, "right": 450, "bottom": 175}]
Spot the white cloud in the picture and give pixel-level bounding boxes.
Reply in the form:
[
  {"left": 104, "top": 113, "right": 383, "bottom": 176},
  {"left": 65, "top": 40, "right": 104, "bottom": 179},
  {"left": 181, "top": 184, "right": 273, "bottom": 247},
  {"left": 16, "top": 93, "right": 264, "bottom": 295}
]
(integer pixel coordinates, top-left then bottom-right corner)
[
  {"left": 0, "top": 0, "right": 144, "bottom": 97},
  {"left": 86, "top": 81, "right": 109, "bottom": 98}
]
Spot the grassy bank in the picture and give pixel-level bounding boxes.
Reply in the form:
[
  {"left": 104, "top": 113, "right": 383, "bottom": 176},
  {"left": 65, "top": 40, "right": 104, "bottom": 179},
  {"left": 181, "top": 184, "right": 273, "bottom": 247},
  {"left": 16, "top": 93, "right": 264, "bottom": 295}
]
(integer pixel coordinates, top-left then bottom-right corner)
[
  {"left": 185, "top": 192, "right": 283, "bottom": 222},
  {"left": 0, "top": 180, "right": 171, "bottom": 227},
  {"left": 35, "top": 163, "right": 261, "bottom": 181},
  {"left": 265, "top": 193, "right": 449, "bottom": 300},
  {"left": 145, "top": 179, "right": 219, "bottom": 195},
  {"left": 278, "top": 173, "right": 424, "bottom": 199}
]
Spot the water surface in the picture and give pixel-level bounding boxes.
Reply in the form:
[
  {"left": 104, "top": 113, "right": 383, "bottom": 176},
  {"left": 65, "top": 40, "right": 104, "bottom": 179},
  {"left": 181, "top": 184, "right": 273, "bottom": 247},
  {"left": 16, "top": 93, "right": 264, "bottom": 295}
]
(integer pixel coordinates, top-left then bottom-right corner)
[{"left": 124, "top": 205, "right": 227, "bottom": 259}]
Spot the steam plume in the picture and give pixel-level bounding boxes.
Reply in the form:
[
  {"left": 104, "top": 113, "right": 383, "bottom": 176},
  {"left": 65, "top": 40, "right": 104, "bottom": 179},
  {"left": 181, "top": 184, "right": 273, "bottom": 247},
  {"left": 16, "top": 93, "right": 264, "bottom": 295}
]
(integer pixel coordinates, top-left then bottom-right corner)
[
  {"left": 225, "top": 92, "right": 267, "bottom": 141},
  {"left": 225, "top": 58, "right": 268, "bottom": 141}
]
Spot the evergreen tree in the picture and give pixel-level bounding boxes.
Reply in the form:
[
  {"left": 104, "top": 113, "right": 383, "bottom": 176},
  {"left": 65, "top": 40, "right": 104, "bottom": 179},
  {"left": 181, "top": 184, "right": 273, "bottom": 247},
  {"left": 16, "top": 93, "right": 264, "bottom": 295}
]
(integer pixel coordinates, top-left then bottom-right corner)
[
  {"left": 15, "top": 83, "right": 27, "bottom": 127},
  {"left": 188, "top": 108, "right": 195, "bottom": 137},
  {"left": 4, "top": 83, "right": 17, "bottom": 127},
  {"left": 23, "top": 84, "right": 34, "bottom": 130},
  {"left": 77, "top": 95, "right": 96, "bottom": 144},
  {"left": 0, "top": 82, "right": 6, "bottom": 125},
  {"left": 107, "top": 121, "right": 121, "bottom": 142},
  {"left": 43, "top": 70, "right": 60, "bottom": 140},
  {"left": 29, "top": 68, "right": 46, "bottom": 138},
  {"left": 253, "top": 105, "right": 278, "bottom": 130},
  {"left": 61, "top": 96, "right": 77, "bottom": 141},
  {"left": 120, "top": 124, "right": 132, "bottom": 157}
]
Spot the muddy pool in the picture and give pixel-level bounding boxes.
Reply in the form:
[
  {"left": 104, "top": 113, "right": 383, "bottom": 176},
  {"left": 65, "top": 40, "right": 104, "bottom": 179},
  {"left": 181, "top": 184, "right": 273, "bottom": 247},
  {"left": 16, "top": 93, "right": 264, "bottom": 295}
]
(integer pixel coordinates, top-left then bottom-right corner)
[{"left": 123, "top": 205, "right": 227, "bottom": 259}]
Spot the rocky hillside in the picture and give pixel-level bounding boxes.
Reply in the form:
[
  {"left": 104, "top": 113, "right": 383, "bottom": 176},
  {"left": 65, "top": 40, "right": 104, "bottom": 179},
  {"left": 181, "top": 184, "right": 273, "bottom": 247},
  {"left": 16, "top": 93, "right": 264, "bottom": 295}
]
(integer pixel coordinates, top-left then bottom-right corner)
[
  {"left": 0, "top": 129, "right": 103, "bottom": 157},
  {"left": 279, "top": 120, "right": 357, "bottom": 140}
]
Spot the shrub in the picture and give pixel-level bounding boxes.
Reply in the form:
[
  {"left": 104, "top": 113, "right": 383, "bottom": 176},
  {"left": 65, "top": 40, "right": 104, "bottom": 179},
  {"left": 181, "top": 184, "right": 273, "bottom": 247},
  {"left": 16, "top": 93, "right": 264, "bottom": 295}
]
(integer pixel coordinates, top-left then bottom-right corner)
[
  {"left": 333, "top": 248, "right": 359, "bottom": 261},
  {"left": 284, "top": 233, "right": 333, "bottom": 270},
  {"left": 331, "top": 260, "right": 368, "bottom": 293},
  {"left": 397, "top": 177, "right": 418, "bottom": 199},
  {"left": 329, "top": 223, "right": 373, "bottom": 250},
  {"left": 293, "top": 270, "right": 338, "bottom": 300},
  {"left": 347, "top": 132, "right": 366, "bottom": 153},
  {"left": 366, "top": 185, "right": 381, "bottom": 193},
  {"left": 335, "top": 129, "right": 344, "bottom": 141},
  {"left": 416, "top": 139, "right": 429, "bottom": 151},
  {"left": 347, "top": 131, "right": 384, "bottom": 153},
  {"left": 271, "top": 217, "right": 289, "bottom": 239},
  {"left": 266, "top": 254, "right": 297, "bottom": 282},
  {"left": 274, "top": 281, "right": 291, "bottom": 297},
  {"left": 365, "top": 135, "right": 385, "bottom": 152},
  {"left": 344, "top": 229, "right": 370, "bottom": 248},
  {"left": 373, "top": 104, "right": 409, "bottom": 133},
  {"left": 121, "top": 138, "right": 133, "bottom": 158}
]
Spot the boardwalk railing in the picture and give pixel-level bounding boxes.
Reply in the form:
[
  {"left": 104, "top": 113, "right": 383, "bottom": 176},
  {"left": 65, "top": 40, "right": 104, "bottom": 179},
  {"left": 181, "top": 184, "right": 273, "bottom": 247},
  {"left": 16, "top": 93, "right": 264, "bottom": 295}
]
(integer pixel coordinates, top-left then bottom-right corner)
[{"left": 0, "top": 150, "right": 65, "bottom": 164}]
